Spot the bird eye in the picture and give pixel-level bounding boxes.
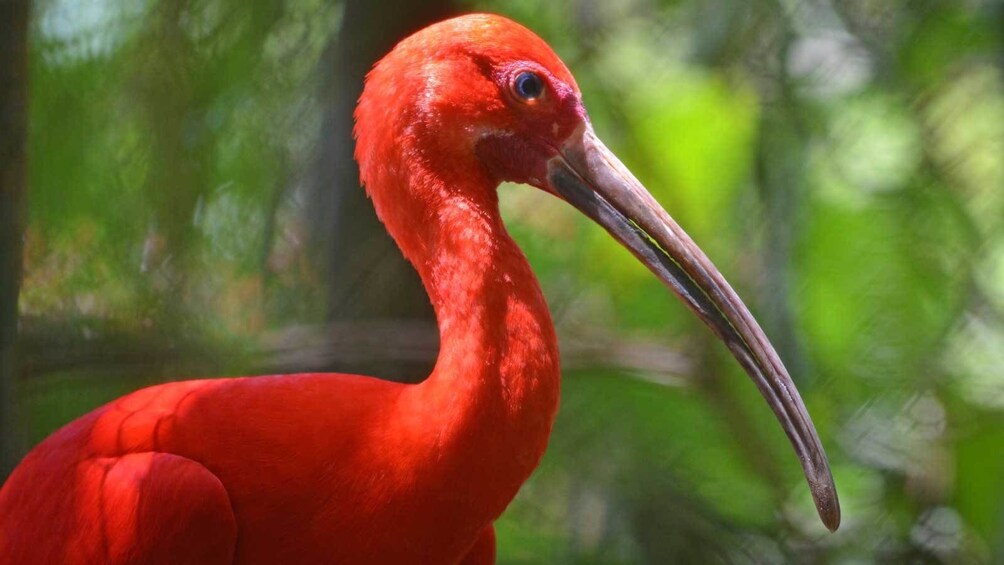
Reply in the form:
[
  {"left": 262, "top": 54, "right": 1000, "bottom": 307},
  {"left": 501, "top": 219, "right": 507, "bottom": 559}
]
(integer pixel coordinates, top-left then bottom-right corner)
[{"left": 512, "top": 71, "right": 545, "bottom": 101}]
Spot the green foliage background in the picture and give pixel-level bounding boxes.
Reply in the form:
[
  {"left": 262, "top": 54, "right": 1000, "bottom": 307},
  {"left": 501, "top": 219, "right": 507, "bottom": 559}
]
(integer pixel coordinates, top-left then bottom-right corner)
[{"left": 8, "top": 0, "right": 1004, "bottom": 562}]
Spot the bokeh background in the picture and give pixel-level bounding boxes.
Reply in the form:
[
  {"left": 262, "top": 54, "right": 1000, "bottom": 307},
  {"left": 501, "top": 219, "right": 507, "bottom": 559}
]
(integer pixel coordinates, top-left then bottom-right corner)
[{"left": 1, "top": 0, "right": 1003, "bottom": 563}]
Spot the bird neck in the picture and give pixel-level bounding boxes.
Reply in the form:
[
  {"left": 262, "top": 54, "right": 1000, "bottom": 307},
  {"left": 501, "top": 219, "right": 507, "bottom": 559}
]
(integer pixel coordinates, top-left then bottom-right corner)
[
  {"left": 419, "top": 190, "right": 560, "bottom": 424},
  {"left": 377, "top": 162, "right": 561, "bottom": 486}
]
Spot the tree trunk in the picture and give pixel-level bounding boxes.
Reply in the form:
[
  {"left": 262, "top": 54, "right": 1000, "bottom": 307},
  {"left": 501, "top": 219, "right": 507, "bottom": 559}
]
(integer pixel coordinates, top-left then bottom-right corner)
[
  {"left": 308, "top": 0, "right": 457, "bottom": 382},
  {"left": 0, "top": 0, "right": 31, "bottom": 477}
]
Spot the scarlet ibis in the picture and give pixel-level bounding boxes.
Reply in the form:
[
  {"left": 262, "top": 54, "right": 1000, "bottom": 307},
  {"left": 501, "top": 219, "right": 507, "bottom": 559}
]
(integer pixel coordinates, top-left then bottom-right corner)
[{"left": 0, "top": 13, "right": 839, "bottom": 564}]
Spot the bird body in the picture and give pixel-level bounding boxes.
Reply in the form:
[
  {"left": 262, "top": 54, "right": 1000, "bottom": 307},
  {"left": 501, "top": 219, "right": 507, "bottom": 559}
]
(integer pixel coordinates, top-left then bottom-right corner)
[
  {"left": 0, "top": 13, "right": 838, "bottom": 564},
  {"left": 3, "top": 365, "right": 548, "bottom": 562}
]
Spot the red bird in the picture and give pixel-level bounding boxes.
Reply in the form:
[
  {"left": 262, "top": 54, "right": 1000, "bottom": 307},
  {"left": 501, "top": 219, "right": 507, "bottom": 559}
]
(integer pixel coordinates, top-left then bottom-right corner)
[{"left": 0, "top": 14, "right": 839, "bottom": 564}]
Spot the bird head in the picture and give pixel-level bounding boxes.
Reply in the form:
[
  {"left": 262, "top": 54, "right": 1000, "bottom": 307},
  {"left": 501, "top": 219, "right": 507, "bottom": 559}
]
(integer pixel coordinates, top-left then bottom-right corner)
[
  {"left": 355, "top": 15, "right": 586, "bottom": 194},
  {"left": 355, "top": 13, "right": 840, "bottom": 532}
]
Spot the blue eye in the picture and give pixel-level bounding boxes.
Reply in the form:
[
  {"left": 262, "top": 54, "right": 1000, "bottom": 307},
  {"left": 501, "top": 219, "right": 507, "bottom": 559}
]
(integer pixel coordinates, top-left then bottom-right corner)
[{"left": 513, "top": 71, "right": 544, "bottom": 101}]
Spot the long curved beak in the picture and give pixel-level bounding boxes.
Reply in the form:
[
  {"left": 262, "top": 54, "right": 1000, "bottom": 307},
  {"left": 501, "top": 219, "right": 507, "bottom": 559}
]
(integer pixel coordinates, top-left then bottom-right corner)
[{"left": 546, "top": 125, "right": 840, "bottom": 531}]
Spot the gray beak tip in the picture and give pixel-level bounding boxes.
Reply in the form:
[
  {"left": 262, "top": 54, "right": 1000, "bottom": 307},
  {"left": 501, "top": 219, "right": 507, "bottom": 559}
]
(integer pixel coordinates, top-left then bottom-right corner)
[{"left": 810, "top": 477, "right": 841, "bottom": 532}]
